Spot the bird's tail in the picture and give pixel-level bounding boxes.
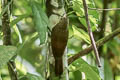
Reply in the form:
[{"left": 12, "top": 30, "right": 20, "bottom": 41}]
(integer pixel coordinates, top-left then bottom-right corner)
[{"left": 55, "top": 57, "right": 63, "bottom": 76}]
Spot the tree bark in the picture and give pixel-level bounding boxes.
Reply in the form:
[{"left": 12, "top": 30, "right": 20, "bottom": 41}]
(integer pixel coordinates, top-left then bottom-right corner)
[{"left": 1, "top": 0, "right": 18, "bottom": 80}]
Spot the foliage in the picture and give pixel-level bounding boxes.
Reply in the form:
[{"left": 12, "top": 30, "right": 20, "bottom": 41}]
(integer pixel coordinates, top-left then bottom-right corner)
[
  {"left": 0, "top": 46, "right": 17, "bottom": 69},
  {"left": 70, "top": 58, "right": 101, "bottom": 80},
  {"left": 71, "top": 0, "right": 99, "bottom": 31},
  {"left": 19, "top": 73, "right": 44, "bottom": 80},
  {"left": 30, "top": 1, "right": 48, "bottom": 44},
  {"left": 0, "top": 0, "right": 120, "bottom": 80}
]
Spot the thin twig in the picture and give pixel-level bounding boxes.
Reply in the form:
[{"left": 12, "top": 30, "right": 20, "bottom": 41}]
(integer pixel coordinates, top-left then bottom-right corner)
[
  {"left": 88, "top": 8, "right": 120, "bottom": 11},
  {"left": 68, "top": 27, "right": 120, "bottom": 65},
  {"left": 82, "top": 0, "right": 101, "bottom": 67}
]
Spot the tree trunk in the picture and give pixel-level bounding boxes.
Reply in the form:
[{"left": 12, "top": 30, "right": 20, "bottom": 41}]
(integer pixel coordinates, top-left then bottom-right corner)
[{"left": 1, "top": 0, "right": 18, "bottom": 80}]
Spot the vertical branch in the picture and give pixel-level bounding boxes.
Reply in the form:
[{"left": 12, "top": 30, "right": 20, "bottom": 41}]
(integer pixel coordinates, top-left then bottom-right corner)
[
  {"left": 1, "top": 0, "right": 18, "bottom": 80},
  {"left": 97, "top": 0, "right": 109, "bottom": 57},
  {"left": 2, "top": 0, "right": 11, "bottom": 45},
  {"left": 100, "top": 0, "right": 109, "bottom": 37},
  {"left": 113, "top": 0, "right": 120, "bottom": 30},
  {"left": 82, "top": 0, "right": 101, "bottom": 67}
]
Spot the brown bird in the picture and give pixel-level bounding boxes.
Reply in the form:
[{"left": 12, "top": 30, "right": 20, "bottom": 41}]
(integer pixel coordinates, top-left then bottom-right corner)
[{"left": 51, "top": 17, "right": 68, "bottom": 76}]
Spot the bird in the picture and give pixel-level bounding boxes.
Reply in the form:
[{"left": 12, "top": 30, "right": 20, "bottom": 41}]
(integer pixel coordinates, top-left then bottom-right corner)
[{"left": 51, "top": 17, "right": 68, "bottom": 76}]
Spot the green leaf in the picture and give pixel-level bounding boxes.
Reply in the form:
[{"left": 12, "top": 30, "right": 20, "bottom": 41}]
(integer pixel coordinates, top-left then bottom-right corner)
[
  {"left": 72, "top": 25, "right": 90, "bottom": 44},
  {"left": 0, "top": 19, "right": 1, "bottom": 26},
  {"left": 115, "top": 76, "right": 120, "bottom": 80},
  {"left": 69, "top": 25, "right": 74, "bottom": 38},
  {"left": 88, "top": 0, "right": 99, "bottom": 19},
  {"left": 72, "top": 0, "right": 99, "bottom": 31},
  {"left": 0, "top": 45, "right": 17, "bottom": 68},
  {"left": 10, "top": 14, "right": 30, "bottom": 27},
  {"left": 90, "top": 65, "right": 99, "bottom": 75},
  {"left": 13, "top": 25, "right": 22, "bottom": 43},
  {"left": 107, "top": 39, "right": 120, "bottom": 55},
  {"left": 71, "top": 58, "right": 101, "bottom": 80},
  {"left": 30, "top": 1, "right": 48, "bottom": 45},
  {"left": 19, "top": 73, "right": 45, "bottom": 80},
  {"left": 17, "top": 32, "right": 38, "bottom": 54},
  {"left": 104, "top": 59, "right": 113, "bottom": 80},
  {"left": 10, "top": 14, "right": 30, "bottom": 44},
  {"left": 73, "top": 70, "right": 82, "bottom": 80}
]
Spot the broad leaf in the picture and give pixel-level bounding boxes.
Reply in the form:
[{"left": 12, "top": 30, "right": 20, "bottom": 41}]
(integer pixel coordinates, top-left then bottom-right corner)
[
  {"left": 30, "top": 1, "right": 48, "bottom": 44},
  {"left": 72, "top": 25, "right": 90, "bottom": 44},
  {"left": 73, "top": 70, "right": 82, "bottom": 80},
  {"left": 72, "top": 0, "right": 99, "bottom": 31},
  {"left": 19, "top": 73, "right": 45, "bottom": 80},
  {"left": 0, "top": 45, "right": 17, "bottom": 68},
  {"left": 70, "top": 58, "right": 101, "bottom": 80}
]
